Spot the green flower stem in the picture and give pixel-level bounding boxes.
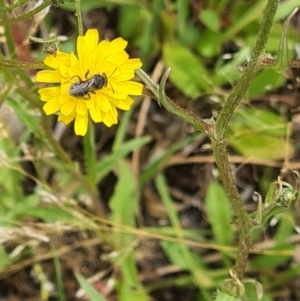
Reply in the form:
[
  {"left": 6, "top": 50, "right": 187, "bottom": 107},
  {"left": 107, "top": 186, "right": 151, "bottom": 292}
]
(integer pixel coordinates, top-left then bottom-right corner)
[
  {"left": 211, "top": 0, "right": 278, "bottom": 284},
  {"left": 83, "top": 120, "right": 97, "bottom": 186},
  {"left": 18, "top": 86, "right": 106, "bottom": 218},
  {"left": 0, "top": 59, "right": 45, "bottom": 69},
  {"left": 0, "top": 0, "right": 32, "bottom": 13},
  {"left": 138, "top": 0, "right": 279, "bottom": 291},
  {"left": 215, "top": 0, "right": 278, "bottom": 139},
  {"left": 74, "top": 0, "right": 84, "bottom": 36},
  {"left": 136, "top": 68, "right": 208, "bottom": 133},
  {"left": 0, "top": 0, "right": 52, "bottom": 25},
  {"left": 41, "top": 115, "right": 106, "bottom": 218}
]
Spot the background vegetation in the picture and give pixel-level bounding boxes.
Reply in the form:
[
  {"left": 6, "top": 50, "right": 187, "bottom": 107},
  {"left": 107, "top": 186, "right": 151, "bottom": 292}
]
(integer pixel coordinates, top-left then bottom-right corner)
[{"left": 0, "top": 0, "right": 300, "bottom": 300}]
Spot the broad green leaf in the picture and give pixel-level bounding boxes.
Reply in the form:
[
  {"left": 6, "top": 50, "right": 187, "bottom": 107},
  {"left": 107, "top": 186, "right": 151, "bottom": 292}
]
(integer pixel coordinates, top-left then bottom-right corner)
[
  {"left": 205, "top": 181, "right": 234, "bottom": 246},
  {"left": 118, "top": 5, "right": 147, "bottom": 40},
  {"left": 231, "top": 108, "right": 287, "bottom": 137},
  {"left": 196, "top": 30, "right": 222, "bottom": 58},
  {"left": 274, "top": 0, "right": 300, "bottom": 21},
  {"left": 215, "top": 291, "right": 242, "bottom": 301},
  {"left": 246, "top": 69, "right": 285, "bottom": 98},
  {"left": 199, "top": 9, "right": 220, "bottom": 32},
  {"left": 228, "top": 108, "right": 292, "bottom": 160},
  {"left": 228, "top": 133, "right": 292, "bottom": 160},
  {"left": 163, "top": 42, "right": 211, "bottom": 97},
  {"left": 251, "top": 246, "right": 292, "bottom": 269},
  {"left": 75, "top": 273, "right": 106, "bottom": 301}
]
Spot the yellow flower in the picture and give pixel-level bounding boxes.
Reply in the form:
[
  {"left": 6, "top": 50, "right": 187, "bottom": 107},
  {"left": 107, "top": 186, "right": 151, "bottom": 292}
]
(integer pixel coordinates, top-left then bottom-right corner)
[{"left": 36, "top": 29, "right": 143, "bottom": 136}]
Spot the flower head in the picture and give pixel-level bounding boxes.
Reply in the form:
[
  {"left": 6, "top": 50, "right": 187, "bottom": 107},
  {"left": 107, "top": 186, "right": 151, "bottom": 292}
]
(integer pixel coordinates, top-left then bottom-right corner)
[{"left": 36, "top": 29, "right": 143, "bottom": 136}]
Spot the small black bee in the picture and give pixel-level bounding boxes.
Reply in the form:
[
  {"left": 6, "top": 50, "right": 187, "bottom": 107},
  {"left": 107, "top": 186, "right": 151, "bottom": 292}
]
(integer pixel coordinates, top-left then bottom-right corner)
[{"left": 69, "top": 71, "right": 107, "bottom": 99}]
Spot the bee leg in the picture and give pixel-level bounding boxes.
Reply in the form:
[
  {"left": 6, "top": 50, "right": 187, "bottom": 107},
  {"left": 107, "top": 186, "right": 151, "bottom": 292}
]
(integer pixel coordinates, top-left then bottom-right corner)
[
  {"left": 70, "top": 75, "right": 82, "bottom": 82},
  {"left": 85, "top": 70, "right": 90, "bottom": 79}
]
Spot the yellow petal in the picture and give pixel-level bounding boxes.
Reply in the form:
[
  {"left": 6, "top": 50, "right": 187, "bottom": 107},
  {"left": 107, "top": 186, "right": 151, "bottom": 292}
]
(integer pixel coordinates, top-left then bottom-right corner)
[
  {"left": 60, "top": 83, "right": 71, "bottom": 98},
  {"left": 76, "top": 100, "right": 87, "bottom": 115},
  {"left": 77, "top": 29, "right": 99, "bottom": 63},
  {"left": 61, "top": 98, "right": 76, "bottom": 115},
  {"left": 44, "top": 51, "right": 71, "bottom": 69},
  {"left": 38, "top": 87, "right": 60, "bottom": 101},
  {"left": 36, "top": 70, "right": 61, "bottom": 83},
  {"left": 121, "top": 81, "right": 143, "bottom": 95},
  {"left": 58, "top": 112, "right": 75, "bottom": 124},
  {"left": 96, "top": 95, "right": 112, "bottom": 113},
  {"left": 57, "top": 93, "right": 69, "bottom": 105},
  {"left": 103, "top": 81, "right": 128, "bottom": 99},
  {"left": 110, "top": 38, "right": 128, "bottom": 53},
  {"left": 59, "top": 64, "right": 71, "bottom": 78},
  {"left": 83, "top": 29, "right": 99, "bottom": 52},
  {"left": 115, "top": 96, "right": 134, "bottom": 110},
  {"left": 102, "top": 107, "right": 118, "bottom": 127},
  {"left": 121, "top": 58, "right": 142, "bottom": 70},
  {"left": 114, "top": 69, "right": 135, "bottom": 81},
  {"left": 74, "top": 114, "right": 88, "bottom": 136},
  {"left": 90, "top": 107, "right": 103, "bottom": 122},
  {"left": 43, "top": 99, "right": 60, "bottom": 115},
  {"left": 95, "top": 40, "right": 110, "bottom": 65},
  {"left": 106, "top": 51, "right": 128, "bottom": 65},
  {"left": 93, "top": 61, "right": 114, "bottom": 75}
]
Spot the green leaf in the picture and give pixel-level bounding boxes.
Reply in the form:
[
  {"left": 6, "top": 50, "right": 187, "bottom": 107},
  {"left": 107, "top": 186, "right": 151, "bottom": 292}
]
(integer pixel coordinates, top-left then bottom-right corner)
[
  {"left": 160, "top": 240, "right": 213, "bottom": 288},
  {"left": 95, "top": 136, "right": 151, "bottom": 182},
  {"left": 6, "top": 97, "right": 41, "bottom": 135},
  {"left": 215, "top": 291, "right": 242, "bottom": 301},
  {"left": 0, "top": 246, "right": 11, "bottom": 271},
  {"left": 199, "top": 9, "right": 220, "bottom": 32},
  {"left": 109, "top": 162, "right": 149, "bottom": 301},
  {"left": 205, "top": 181, "right": 234, "bottom": 246},
  {"left": 110, "top": 161, "right": 137, "bottom": 229},
  {"left": 163, "top": 42, "right": 211, "bottom": 97},
  {"left": 212, "top": 46, "right": 251, "bottom": 87},
  {"left": 228, "top": 108, "right": 292, "bottom": 160},
  {"left": 140, "top": 133, "right": 202, "bottom": 185},
  {"left": 251, "top": 245, "right": 292, "bottom": 269},
  {"left": 221, "top": 0, "right": 268, "bottom": 41},
  {"left": 246, "top": 69, "right": 285, "bottom": 98},
  {"left": 75, "top": 273, "right": 106, "bottom": 301},
  {"left": 231, "top": 108, "right": 287, "bottom": 137},
  {"left": 25, "top": 208, "right": 75, "bottom": 222},
  {"left": 228, "top": 133, "right": 292, "bottom": 160},
  {"left": 274, "top": 0, "right": 300, "bottom": 21},
  {"left": 196, "top": 30, "right": 222, "bottom": 58},
  {"left": 155, "top": 174, "right": 214, "bottom": 289}
]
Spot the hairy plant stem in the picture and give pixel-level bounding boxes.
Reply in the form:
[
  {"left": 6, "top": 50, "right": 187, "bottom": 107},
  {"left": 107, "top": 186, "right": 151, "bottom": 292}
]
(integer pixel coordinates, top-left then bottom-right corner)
[
  {"left": 74, "top": 0, "right": 84, "bottom": 35},
  {"left": 138, "top": 0, "right": 279, "bottom": 292},
  {"left": 0, "top": 0, "right": 52, "bottom": 26},
  {"left": 0, "top": 59, "right": 44, "bottom": 69},
  {"left": 210, "top": 0, "right": 278, "bottom": 283}
]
